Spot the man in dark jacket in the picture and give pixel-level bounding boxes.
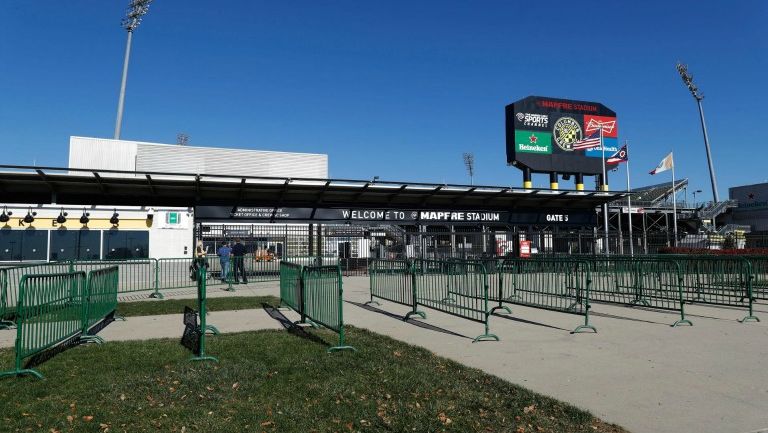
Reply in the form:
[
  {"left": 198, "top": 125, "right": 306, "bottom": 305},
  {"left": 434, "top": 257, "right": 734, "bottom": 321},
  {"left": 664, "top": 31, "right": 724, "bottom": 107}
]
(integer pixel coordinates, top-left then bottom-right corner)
[{"left": 231, "top": 238, "right": 248, "bottom": 284}]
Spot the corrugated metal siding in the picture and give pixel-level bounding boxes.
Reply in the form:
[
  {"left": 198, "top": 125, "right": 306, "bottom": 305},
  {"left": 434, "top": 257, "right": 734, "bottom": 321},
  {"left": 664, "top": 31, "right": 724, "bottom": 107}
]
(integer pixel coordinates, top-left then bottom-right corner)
[
  {"left": 136, "top": 144, "right": 328, "bottom": 178},
  {"left": 68, "top": 137, "right": 138, "bottom": 173},
  {"left": 67, "top": 137, "right": 328, "bottom": 179}
]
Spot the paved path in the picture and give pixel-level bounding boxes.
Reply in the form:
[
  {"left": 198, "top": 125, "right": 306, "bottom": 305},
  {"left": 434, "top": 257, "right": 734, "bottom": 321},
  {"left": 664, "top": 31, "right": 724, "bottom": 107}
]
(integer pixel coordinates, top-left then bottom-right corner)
[
  {"left": 337, "top": 277, "right": 768, "bottom": 433},
  {"left": 2, "top": 277, "right": 768, "bottom": 433}
]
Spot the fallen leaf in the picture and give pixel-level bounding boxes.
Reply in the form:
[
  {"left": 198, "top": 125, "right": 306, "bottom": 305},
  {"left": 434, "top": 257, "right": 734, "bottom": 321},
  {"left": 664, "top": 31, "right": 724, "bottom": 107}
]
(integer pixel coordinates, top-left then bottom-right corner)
[
  {"left": 66, "top": 416, "right": 73, "bottom": 424},
  {"left": 524, "top": 404, "right": 536, "bottom": 414},
  {"left": 260, "top": 421, "right": 274, "bottom": 427},
  {"left": 232, "top": 383, "right": 240, "bottom": 390},
  {"left": 119, "top": 394, "right": 126, "bottom": 401},
  {"left": 393, "top": 351, "right": 402, "bottom": 357},
  {"left": 82, "top": 416, "right": 94, "bottom": 422}
]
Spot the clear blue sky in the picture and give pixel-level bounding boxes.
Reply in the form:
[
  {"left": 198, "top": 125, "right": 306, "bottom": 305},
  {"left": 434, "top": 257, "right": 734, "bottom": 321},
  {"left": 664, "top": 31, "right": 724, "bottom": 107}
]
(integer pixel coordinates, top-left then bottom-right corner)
[{"left": 1, "top": 1, "right": 765, "bottom": 200}]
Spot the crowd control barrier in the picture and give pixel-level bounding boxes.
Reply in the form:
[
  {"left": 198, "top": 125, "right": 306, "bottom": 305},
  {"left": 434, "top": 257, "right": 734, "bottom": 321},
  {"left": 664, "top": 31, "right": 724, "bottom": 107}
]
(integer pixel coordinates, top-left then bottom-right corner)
[
  {"left": 366, "top": 259, "right": 426, "bottom": 320},
  {"left": 368, "top": 259, "right": 498, "bottom": 342},
  {"left": 743, "top": 256, "right": 768, "bottom": 301},
  {"left": 0, "top": 266, "right": 119, "bottom": 379},
  {"left": 496, "top": 258, "right": 596, "bottom": 334},
  {"left": 586, "top": 257, "right": 692, "bottom": 327},
  {"left": 672, "top": 256, "right": 759, "bottom": 322},
  {"left": 279, "top": 260, "right": 354, "bottom": 352},
  {"left": 180, "top": 264, "right": 218, "bottom": 363}
]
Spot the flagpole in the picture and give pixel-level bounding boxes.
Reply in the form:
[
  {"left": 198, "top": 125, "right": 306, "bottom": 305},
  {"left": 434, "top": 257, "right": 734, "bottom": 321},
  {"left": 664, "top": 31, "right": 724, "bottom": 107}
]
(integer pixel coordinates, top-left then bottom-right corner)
[
  {"left": 601, "top": 126, "right": 609, "bottom": 256},
  {"left": 625, "top": 141, "right": 634, "bottom": 256},
  {"left": 671, "top": 152, "right": 678, "bottom": 247}
]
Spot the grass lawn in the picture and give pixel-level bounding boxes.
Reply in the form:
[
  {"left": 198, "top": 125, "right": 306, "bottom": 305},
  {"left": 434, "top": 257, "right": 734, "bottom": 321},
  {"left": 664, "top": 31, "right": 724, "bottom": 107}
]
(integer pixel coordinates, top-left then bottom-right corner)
[
  {"left": 117, "top": 296, "right": 280, "bottom": 317},
  {"left": 0, "top": 327, "right": 628, "bottom": 433}
]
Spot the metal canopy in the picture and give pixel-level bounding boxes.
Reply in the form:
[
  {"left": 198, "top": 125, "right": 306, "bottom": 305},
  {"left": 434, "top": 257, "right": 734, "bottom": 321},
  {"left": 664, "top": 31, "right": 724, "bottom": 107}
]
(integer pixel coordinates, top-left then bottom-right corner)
[{"left": 0, "top": 165, "right": 624, "bottom": 211}]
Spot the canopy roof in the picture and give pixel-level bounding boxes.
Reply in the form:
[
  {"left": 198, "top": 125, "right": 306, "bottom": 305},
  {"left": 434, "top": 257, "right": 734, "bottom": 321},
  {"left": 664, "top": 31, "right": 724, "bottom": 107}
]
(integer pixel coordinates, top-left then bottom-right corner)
[{"left": 0, "top": 165, "right": 624, "bottom": 211}]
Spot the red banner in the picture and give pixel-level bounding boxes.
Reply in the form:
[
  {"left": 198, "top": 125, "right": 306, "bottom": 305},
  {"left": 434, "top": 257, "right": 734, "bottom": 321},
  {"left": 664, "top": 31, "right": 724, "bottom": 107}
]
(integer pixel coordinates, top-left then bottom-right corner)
[{"left": 583, "top": 115, "right": 618, "bottom": 138}]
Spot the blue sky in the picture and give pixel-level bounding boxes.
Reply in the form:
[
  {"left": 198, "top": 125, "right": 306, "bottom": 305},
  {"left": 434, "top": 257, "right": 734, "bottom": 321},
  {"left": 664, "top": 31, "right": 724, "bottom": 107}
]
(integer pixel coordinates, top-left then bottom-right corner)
[{"left": 1, "top": 1, "right": 765, "bottom": 200}]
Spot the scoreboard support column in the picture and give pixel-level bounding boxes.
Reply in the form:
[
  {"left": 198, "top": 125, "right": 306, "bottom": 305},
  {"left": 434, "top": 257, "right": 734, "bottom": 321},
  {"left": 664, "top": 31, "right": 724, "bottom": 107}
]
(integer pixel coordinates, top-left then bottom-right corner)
[
  {"left": 549, "top": 172, "right": 559, "bottom": 190},
  {"left": 523, "top": 168, "right": 532, "bottom": 189},
  {"left": 575, "top": 173, "right": 584, "bottom": 191}
]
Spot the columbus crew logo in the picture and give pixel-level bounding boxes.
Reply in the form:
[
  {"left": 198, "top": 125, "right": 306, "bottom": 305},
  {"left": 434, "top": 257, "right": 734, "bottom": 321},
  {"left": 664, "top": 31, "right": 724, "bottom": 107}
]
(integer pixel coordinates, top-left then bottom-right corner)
[{"left": 553, "top": 117, "right": 582, "bottom": 151}]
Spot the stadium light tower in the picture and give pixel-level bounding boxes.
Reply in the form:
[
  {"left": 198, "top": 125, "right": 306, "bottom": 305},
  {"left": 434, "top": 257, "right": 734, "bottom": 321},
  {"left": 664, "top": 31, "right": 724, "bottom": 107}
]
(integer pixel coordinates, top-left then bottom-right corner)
[
  {"left": 676, "top": 62, "right": 720, "bottom": 202},
  {"left": 463, "top": 153, "right": 475, "bottom": 185},
  {"left": 114, "top": 0, "right": 153, "bottom": 140}
]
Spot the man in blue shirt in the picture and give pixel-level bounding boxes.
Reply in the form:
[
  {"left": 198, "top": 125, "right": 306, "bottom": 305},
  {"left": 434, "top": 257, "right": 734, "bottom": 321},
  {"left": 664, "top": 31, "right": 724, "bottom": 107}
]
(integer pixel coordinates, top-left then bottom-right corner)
[{"left": 217, "top": 241, "right": 232, "bottom": 283}]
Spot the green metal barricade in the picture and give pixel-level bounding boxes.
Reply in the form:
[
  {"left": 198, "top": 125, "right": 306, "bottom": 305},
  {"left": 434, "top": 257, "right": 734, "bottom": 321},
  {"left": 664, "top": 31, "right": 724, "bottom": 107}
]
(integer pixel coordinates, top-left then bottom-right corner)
[
  {"left": 81, "top": 266, "right": 120, "bottom": 342},
  {"left": 412, "top": 259, "right": 498, "bottom": 342},
  {"left": 366, "top": 259, "right": 426, "bottom": 320},
  {"left": 674, "top": 256, "right": 758, "bottom": 322},
  {"left": 497, "top": 258, "right": 596, "bottom": 334},
  {"left": 0, "top": 271, "right": 87, "bottom": 379},
  {"left": 0, "top": 269, "right": 11, "bottom": 329},
  {"left": 279, "top": 261, "right": 304, "bottom": 315},
  {"left": 303, "top": 265, "right": 355, "bottom": 352},
  {"left": 744, "top": 256, "right": 768, "bottom": 301},
  {"left": 0, "top": 262, "right": 72, "bottom": 328},
  {"left": 279, "top": 261, "right": 354, "bottom": 352},
  {"left": 586, "top": 257, "right": 692, "bottom": 327},
  {"left": 71, "top": 259, "right": 156, "bottom": 296}
]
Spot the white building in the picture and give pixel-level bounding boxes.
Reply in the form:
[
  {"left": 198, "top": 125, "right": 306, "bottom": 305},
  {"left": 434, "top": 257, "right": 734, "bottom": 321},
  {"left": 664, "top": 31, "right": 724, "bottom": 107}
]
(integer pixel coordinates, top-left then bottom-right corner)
[
  {"left": 0, "top": 137, "right": 328, "bottom": 262},
  {"left": 68, "top": 136, "right": 328, "bottom": 178}
]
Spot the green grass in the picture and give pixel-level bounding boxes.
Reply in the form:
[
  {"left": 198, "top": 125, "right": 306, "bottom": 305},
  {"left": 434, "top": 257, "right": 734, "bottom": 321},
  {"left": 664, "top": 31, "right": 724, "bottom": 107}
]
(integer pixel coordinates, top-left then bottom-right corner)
[
  {"left": 0, "top": 327, "right": 627, "bottom": 433},
  {"left": 117, "top": 296, "right": 280, "bottom": 317}
]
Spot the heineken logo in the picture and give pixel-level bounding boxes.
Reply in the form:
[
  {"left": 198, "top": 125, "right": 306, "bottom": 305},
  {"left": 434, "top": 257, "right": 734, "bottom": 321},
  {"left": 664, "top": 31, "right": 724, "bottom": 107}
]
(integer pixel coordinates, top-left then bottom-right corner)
[
  {"left": 553, "top": 117, "right": 582, "bottom": 151},
  {"left": 514, "top": 130, "right": 552, "bottom": 154},
  {"left": 516, "top": 112, "right": 549, "bottom": 128},
  {"left": 518, "top": 143, "right": 549, "bottom": 153}
]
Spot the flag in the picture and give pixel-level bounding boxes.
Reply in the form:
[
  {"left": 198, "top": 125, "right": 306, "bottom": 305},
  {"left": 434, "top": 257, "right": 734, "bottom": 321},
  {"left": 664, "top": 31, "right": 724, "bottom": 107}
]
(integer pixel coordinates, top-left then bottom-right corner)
[
  {"left": 572, "top": 131, "right": 601, "bottom": 150},
  {"left": 606, "top": 145, "right": 628, "bottom": 164},
  {"left": 649, "top": 153, "right": 673, "bottom": 175}
]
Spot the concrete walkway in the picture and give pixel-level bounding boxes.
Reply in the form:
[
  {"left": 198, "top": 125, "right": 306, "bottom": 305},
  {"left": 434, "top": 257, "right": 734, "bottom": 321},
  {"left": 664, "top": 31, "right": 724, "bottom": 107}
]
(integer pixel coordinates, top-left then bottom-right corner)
[{"left": 2, "top": 277, "right": 768, "bottom": 433}]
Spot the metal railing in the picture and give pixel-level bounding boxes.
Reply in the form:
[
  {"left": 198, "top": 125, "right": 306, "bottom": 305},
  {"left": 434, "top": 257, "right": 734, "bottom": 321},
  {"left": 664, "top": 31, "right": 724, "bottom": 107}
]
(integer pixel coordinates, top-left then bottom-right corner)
[
  {"left": 279, "top": 260, "right": 354, "bottom": 352},
  {"left": 0, "top": 266, "right": 119, "bottom": 380}
]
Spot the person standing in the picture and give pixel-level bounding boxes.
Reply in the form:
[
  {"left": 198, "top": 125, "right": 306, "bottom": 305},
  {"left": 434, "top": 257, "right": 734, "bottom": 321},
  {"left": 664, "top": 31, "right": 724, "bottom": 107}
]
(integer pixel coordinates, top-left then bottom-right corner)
[
  {"left": 192, "top": 240, "right": 208, "bottom": 281},
  {"left": 231, "top": 238, "right": 248, "bottom": 284},
  {"left": 217, "top": 241, "right": 232, "bottom": 283}
]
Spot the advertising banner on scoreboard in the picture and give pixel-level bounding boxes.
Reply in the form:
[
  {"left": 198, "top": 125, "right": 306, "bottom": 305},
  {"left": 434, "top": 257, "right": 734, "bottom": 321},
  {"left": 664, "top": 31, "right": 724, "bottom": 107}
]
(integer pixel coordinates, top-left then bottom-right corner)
[{"left": 506, "top": 96, "right": 618, "bottom": 175}]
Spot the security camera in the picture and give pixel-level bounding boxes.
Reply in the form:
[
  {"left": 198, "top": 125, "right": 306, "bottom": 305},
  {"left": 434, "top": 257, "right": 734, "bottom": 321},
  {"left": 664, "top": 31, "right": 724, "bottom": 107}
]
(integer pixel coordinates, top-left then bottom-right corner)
[{"left": 147, "top": 208, "right": 154, "bottom": 220}]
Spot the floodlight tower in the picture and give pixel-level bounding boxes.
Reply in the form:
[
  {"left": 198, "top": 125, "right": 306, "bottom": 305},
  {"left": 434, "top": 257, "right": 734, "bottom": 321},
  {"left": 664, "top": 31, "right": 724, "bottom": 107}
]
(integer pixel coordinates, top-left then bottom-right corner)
[
  {"left": 676, "top": 62, "right": 720, "bottom": 202},
  {"left": 114, "top": 0, "right": 153, "bottom": 140},
  {"left": 463, "top": 153, "right": 475, "bottom": 185}
]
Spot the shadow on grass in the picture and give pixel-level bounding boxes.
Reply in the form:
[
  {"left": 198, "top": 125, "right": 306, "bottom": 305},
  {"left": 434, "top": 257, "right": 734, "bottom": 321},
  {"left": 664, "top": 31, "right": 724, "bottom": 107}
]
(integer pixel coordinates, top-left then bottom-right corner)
[
  {"left": 262, "top": 303, "right": 331, "bottom": 348},
  {"left": 345, "top": 301, "right": 471, "bottom": 340},
  {"left": 25, "top": 315, "right": 116, "bottom": 369}
]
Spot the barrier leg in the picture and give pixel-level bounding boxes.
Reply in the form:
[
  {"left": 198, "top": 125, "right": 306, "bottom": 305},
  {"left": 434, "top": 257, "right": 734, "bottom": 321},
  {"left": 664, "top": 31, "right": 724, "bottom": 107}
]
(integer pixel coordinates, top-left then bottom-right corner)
[
  {"left": 473, "top": 316, "right": 499, "bottom": 343},
  {"left": 404, "top": 309, "right": 427, "bottom": 320},
  {"left": 0, "top": 320, "right": 15, "bottom": 330},
  {"left": 0, "top": 369, "right": 44, "bottom": 380},
  {"left": 740, "top": 299, "right": 760, "bottom": 323},
  {"left": 79, "top": 335, "right": 105, "bottom": 344},
  {"left": 328, "top": 328, "right": 356, "bottom": 353},
  {"left": 571, "top": 306, "right": 597, "bottom": 334},
  {"left": 490, "top": 304, "right": 512, "bottom": 315},
  {"left": 150, "top": 260, "right": 164, "bottom": 299},
  {"left": 672, "top": 300, "right": 693, "bottom": 327}
]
